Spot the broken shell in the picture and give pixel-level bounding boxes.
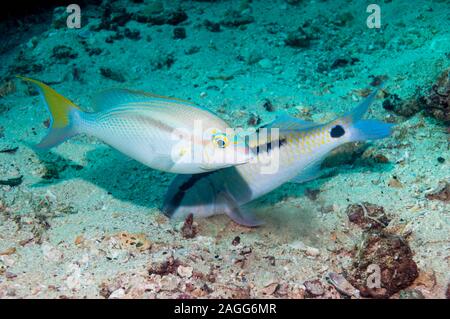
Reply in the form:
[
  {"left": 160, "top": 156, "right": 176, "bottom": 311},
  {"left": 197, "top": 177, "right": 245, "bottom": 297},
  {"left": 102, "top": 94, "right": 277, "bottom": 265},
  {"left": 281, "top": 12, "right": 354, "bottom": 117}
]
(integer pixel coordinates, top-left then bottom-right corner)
[{"left": 326, "top": 272, "right": 360, "bottom": 297}]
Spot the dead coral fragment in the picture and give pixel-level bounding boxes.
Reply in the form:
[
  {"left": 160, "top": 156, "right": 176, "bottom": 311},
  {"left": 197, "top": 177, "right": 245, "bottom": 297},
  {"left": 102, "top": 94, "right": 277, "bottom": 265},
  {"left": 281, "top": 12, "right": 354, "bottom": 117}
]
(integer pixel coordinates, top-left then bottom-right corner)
[
  {"left": 346, "top": 231, "right": 419, "bottom": 298},
  {"left": 347, "top": 202, "right": 391, "bottom": 230}
]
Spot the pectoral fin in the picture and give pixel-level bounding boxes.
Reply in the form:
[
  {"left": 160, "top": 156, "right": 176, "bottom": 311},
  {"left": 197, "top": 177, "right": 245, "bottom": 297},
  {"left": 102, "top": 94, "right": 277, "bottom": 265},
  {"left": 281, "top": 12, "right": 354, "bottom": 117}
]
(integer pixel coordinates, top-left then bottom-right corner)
[
  {"left": 290, "top": 158, "right": 324, "bottom": 184},
  {"left": 216, "top": 191, "right": 264, "bottom": 227}
]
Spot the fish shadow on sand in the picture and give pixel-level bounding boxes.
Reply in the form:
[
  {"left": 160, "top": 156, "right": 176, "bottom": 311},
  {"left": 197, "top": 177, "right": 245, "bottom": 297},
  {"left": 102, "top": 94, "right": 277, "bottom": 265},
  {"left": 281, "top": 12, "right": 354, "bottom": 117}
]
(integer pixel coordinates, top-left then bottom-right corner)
[
  {"left": 30, "top": 142, "right": 394, "bottom": 225},
  {"left": 31, "top": 147, "right": 173, "bottom": 209}
]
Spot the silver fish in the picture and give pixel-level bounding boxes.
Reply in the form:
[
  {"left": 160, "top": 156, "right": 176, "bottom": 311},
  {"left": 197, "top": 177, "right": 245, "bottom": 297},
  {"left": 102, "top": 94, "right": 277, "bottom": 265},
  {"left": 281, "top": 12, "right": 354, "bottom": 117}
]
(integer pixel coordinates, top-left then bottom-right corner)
[
  {"left": 163, "top": 88, "right": 394, "bottom": 226},
  {"left": 18, "top": 76, "right": 251, "bottom": 174}
]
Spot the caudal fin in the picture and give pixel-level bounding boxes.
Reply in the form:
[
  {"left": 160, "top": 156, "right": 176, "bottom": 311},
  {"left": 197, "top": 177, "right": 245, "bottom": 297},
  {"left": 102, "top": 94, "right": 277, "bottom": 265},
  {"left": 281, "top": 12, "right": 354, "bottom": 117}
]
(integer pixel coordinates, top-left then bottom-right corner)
[
  {"left": 17, "top": 76, "right": 82, "bottom": 149},
  {"left": 352, "top": 119, "right": 393, "bottom": 141},
  {"left": 343, "top": 86, "right": 394, "bottom": 141}
]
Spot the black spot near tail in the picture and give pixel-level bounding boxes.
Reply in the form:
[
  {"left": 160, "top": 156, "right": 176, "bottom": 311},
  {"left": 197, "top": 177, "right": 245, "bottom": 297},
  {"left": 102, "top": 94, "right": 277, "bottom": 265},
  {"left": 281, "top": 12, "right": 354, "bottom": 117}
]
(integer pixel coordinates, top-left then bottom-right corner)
[{"left": 330, "top": 125, "right": 345, "bottom": 138}]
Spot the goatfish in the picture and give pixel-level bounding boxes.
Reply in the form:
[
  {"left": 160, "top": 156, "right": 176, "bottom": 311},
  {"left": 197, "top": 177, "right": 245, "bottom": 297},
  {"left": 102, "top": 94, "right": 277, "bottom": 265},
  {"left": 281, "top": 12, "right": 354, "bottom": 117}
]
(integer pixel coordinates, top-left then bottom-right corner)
[
  {"left": 17, "top": 76, "right": 252, "bottom": 174},
  {"left": 162, "top": 88, "right": 394, "bottom": 226}
]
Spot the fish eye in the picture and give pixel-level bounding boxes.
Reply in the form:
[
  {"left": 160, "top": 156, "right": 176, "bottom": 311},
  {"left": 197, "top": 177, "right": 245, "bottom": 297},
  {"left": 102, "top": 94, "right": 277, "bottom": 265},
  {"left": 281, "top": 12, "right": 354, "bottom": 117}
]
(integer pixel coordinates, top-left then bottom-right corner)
[
  {"left": 213, "top": 133, "right": 228, "bottom": 148},
  {"left": 330, "top": 125, "right": 345, "bottom": 138}
]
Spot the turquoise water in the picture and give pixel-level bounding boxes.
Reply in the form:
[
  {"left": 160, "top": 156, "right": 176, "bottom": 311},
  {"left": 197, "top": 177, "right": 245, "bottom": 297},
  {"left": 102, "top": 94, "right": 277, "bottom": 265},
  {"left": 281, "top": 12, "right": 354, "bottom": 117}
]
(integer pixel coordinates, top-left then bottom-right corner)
[{"left": 0, "top": 0, "right": 449, "bottom": 299}]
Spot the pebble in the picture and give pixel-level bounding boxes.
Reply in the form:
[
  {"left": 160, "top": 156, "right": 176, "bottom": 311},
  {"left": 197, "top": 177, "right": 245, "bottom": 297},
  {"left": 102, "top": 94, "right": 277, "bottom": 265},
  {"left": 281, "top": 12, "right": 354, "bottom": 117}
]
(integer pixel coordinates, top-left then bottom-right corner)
[{"left": 177, "top": 265, "right": 193, "bottom": 278}]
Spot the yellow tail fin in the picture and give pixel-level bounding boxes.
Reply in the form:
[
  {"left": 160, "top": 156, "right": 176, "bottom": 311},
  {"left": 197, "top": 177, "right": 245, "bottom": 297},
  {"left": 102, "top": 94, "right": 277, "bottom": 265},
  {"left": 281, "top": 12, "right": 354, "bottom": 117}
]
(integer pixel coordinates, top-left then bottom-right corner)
[{"left": 17, "top": 76, "right": 82, "bottom": 149}]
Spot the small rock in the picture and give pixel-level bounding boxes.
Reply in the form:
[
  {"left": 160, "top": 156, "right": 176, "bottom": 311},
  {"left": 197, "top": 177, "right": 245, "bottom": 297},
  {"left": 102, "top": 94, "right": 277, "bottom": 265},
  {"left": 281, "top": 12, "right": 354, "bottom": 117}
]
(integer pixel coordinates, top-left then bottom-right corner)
[
  {"left": 382, "top": 93, "right": 424, "bottom": 117},
  {"left": 304, "top": 279, "right": 324, "bottom": 297},
  {"left": 181, "top": 213, "right": 198, "bottom": 239},
  {"left": 177, "top": 265, "right": 193, "bottom": 278},
  {"left": 346, "top": 231, "right": 419, "bottom": 298},
  {"left": 148, "top": 256, "right": 180, "bottom": 276}
]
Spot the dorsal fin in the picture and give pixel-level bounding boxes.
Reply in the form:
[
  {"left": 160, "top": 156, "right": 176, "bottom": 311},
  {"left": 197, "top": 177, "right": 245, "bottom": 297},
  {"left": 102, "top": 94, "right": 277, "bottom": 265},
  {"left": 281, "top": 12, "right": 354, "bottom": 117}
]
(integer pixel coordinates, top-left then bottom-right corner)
[
  {"left": 342, "top": 86, "right": 381, "bottom": 123},
  {"left": 91, "top": 88, "right": 196, "bottom": 112}
]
